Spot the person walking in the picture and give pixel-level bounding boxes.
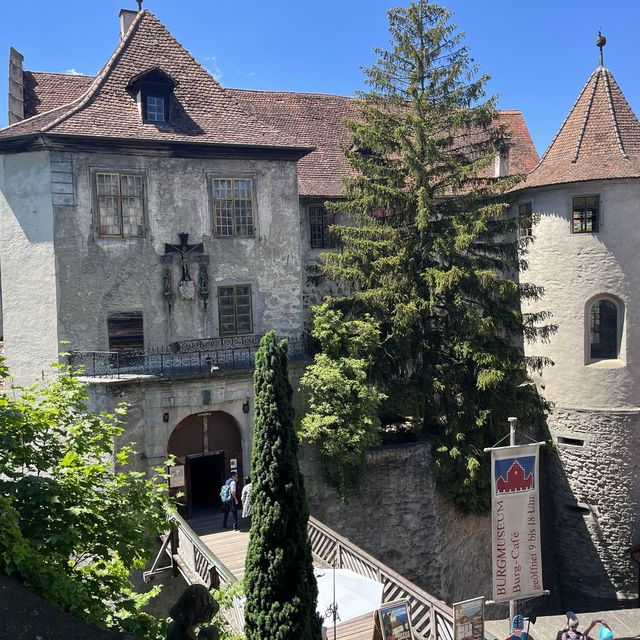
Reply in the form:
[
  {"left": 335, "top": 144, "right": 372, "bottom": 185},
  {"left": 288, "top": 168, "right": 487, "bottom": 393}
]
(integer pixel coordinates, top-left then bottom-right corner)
[
  {"left": 241, "top": 475, "right": 253, "bottom": 520},
  {"left": 221, "top": 470, "right": 239, "bottom": 530}
]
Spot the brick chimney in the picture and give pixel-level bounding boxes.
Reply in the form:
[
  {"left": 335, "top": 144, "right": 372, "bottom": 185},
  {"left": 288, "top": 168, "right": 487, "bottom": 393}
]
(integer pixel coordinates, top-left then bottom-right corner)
[
  {"left": 8, "top": 47, "right": 24, "bottom": 124},
  {"left": 119, "top": 9, "right": 137, "bottom": 40}
]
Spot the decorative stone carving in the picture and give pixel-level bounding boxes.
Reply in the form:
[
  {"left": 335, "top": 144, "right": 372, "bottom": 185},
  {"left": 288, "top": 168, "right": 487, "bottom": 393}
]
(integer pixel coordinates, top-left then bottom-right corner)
[
  {"left": 162, "top": 256, "right": 174, "bottom": 314},
  {"left": 198, "top": 262, "right": 210, "bottom": 310},
  {"left": 178, "top": 279, "right": 196, "bottom": 300}
]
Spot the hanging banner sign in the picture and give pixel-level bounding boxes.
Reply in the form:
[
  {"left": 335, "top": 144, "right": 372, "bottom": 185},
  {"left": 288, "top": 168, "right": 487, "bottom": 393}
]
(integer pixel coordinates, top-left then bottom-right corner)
[{"left": 491, "top": 443, "right": 543, "bottom": 602}]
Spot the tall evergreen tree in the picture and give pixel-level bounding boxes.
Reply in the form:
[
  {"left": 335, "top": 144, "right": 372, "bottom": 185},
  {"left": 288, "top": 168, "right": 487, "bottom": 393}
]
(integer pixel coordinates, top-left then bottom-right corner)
[
  {"left": 319, "top": 1, "right": 554, "bottom": 513},
  {"left": 244, "top": 331, "right": 322, "bottom": 640}
]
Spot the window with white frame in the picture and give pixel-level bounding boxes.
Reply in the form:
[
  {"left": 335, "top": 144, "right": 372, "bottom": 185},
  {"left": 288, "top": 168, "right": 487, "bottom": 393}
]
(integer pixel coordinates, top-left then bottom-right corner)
[
  {"left": 218, "top": 285, "right": 253, "bottom": 335},
  {"left": 212, "top": 178, "right": 255, "bottom": 238},
  {"left": 96, "top": 172, "right": 145, "bottom": 237}
]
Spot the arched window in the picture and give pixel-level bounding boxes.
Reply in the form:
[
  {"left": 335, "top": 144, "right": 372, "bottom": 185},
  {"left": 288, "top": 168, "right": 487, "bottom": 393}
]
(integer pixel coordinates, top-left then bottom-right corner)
[{"left": 590, "top": 299, "right": 618, "bottom": 359}]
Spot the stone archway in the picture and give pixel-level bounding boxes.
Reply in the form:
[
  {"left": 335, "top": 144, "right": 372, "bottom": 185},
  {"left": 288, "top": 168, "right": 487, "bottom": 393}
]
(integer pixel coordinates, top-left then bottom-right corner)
[{"left": 168, "top": 411, "right": 244, "bottom": 517}]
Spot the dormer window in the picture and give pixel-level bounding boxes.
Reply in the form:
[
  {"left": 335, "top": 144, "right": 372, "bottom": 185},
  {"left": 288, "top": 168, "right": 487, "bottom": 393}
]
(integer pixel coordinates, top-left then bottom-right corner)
[{"left": 127, "top": 67, "right": 177, "bottom": 125}]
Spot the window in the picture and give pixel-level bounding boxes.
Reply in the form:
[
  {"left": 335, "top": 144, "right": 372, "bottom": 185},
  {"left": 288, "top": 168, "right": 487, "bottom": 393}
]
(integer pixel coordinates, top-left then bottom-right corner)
[
  {"left": 96, "top": 172, "right": 144, "bottom": 237},
  {"left": 212, "top": 178, "right": 255, "bottom": 238},
  {"left": 309, "top": 205, "right": 336, "bottom": 249},
  {"left": 590, "top": 299, "right": 617, "bottom": 359},
  {"left": 518, "top": 202, "right": 533, "bottom": 239},
  {"left": 107, "top": 312, "right": 144, "bottom": 352},
  {"left": 218, "top": 285, "right": 253, "bottom": 335},
  {"left": 127, "top": 67, "right": 176, "bottom": 124},
  {"left": 572, "top": 195, "right": 600, "bottom": 233},
  {"left": 146, "top": 95, "right": 166, "bottom": 122}
]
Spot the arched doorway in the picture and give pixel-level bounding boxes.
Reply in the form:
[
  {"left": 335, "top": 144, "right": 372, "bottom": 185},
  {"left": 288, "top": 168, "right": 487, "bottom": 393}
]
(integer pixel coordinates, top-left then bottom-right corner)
[{"left": 167, "top": 411, "right": 244, "bottom": 517}]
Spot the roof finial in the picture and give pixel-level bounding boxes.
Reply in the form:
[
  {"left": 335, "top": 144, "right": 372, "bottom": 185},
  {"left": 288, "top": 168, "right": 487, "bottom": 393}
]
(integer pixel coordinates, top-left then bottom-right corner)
[
  {"left": 136, "top": 0, "right": 143, "bottom": 12},
  {"left": 596, "top": 30, "right": 606, "bottom": 68}
]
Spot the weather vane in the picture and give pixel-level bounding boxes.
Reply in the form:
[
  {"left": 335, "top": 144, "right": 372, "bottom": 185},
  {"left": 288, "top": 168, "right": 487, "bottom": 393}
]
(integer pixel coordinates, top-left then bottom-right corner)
[
  {"left": 136, "top": 0, "right": 143, "bottom": 12},
  {"left": 596, "top": 31, "right": 606, "bottom": 67}
]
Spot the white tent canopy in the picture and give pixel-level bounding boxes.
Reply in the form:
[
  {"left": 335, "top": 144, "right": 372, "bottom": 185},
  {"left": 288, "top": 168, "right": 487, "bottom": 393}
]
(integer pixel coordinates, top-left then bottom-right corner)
[{"left": 314, "top": 568, "right": 384, "bottom": 628}]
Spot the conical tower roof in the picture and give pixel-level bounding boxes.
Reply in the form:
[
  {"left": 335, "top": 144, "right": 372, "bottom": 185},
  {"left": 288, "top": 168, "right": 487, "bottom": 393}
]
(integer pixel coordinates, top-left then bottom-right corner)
[{"left": 523, "top": 65, "right": 640, "bottom": 188}]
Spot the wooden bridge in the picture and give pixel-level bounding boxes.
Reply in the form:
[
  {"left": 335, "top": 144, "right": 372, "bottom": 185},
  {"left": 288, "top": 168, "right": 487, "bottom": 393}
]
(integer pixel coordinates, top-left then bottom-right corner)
[{"left": 146, "top": 510, "right": 455, "bottom": 639}]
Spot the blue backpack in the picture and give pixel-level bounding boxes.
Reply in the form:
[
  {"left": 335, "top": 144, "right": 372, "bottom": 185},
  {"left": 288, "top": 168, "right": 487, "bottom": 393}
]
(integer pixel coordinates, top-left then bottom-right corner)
[{"left": 220, "top": 482, "right": 231, "bottom": 503}]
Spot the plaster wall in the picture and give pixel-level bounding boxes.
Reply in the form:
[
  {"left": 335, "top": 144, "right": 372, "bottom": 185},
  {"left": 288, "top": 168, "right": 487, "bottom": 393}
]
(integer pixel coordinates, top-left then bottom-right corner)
[
  {"left": 55, "top": 152, "right": 304, "bottom": 353},
  {"left": 521, "top": 180, "right": 640, "bottom": 409},
  {"left": 0, "top": 151, "right": 59, "bottom": 385}
]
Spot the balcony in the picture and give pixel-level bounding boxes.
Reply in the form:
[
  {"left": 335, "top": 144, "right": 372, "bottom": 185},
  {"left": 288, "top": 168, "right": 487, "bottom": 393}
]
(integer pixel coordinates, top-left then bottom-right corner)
[{"left": 68, "top": 334, "right": 308, "bottom": 379}]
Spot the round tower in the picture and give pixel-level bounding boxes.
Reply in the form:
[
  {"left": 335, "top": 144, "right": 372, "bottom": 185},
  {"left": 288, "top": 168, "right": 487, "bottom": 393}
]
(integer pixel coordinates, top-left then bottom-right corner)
[{"left": 520, "top": 38, "right": 640, "bottom": 608}]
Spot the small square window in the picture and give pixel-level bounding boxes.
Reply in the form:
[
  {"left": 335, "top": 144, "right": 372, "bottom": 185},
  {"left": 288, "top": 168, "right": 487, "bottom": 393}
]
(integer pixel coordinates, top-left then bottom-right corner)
[
  {"left": 572, "top": 195, "right": 599, "bottom": 233},
  {"left": 146, "top": 95, "right": 165, "bottom": 122},
  {"left": 518, "top": 202, "right": 533, "bottom": 239}
]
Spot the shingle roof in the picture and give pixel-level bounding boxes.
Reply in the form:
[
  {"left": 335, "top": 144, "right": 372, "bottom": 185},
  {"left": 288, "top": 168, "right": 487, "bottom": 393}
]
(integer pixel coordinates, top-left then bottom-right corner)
[
  {"left": 521, "top": 66, "right": 640, "bottom": 189},
  {"left": 228, "top": 90, "right": 359, "bottom": 198},
  {"left": 23, "top": 71, "right": 93, "bottom": 119},
  {"left": 227, "top": 91, "right": 539, "bottom": 197},
  {"left": 0, "top": 10, "right": 310, "bottom": 152}
]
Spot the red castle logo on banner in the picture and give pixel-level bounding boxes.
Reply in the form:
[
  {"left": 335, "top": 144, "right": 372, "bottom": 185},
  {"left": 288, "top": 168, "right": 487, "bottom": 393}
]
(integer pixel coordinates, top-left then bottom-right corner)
[{"left": 495, "top": 460, "right": 534, "bottom": 493}]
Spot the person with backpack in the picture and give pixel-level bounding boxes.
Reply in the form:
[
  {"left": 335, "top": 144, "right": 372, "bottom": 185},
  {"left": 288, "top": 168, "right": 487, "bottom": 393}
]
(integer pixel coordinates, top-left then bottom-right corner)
[{"left": 221, "top": 470, "right": 239, "bottom": 530}]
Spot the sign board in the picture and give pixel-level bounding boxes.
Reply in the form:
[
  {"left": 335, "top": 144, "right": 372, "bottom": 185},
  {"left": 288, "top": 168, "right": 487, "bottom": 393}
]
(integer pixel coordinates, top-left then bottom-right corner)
[
  {"left": 378, "top": 600, "right": 412, "bottom": 640},
  {"left": 230, "top": 458, "right": 238, "bottom": 470},
  {"left": 491, "top": 444, "right": 543, "bottom": 602},
  {"left": 168, "top": 464, "right": 185, "bottom": 488},
  {"left": 453, "top": 597, "right": 484, "bottom": 640}
]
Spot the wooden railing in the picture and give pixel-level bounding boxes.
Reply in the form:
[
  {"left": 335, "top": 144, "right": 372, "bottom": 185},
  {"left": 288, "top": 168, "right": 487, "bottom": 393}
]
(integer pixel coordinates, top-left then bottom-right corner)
[
  {"left": 167, "top": 512, "right": 245, "bottom": 635},
  {"left": 308, "top": 515, "right": 454, "bottom": 640}
]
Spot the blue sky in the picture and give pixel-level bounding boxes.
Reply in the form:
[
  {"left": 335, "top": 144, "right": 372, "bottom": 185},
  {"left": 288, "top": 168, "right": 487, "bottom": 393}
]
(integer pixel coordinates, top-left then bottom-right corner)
[{"left": 2, "top": 0, "right": 640, "bottom": 155}]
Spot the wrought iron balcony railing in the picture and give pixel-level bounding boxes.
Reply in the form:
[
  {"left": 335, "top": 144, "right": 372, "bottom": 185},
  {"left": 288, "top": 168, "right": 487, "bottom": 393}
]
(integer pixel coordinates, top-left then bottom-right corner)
[{"left": 69, "top": 334, "right": 307, "bottom": 378}]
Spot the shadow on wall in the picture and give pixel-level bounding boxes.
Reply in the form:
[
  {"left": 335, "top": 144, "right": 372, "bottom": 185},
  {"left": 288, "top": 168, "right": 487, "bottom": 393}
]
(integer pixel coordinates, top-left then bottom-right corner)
[{"left": 541, "top": 418, "right": 630, "bottom": 613}]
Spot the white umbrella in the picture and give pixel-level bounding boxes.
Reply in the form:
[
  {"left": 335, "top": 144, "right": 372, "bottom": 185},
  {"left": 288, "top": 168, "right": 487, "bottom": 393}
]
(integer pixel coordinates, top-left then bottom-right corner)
[{"left": 314, "top": 567, "right": 384, "bottom": 628}]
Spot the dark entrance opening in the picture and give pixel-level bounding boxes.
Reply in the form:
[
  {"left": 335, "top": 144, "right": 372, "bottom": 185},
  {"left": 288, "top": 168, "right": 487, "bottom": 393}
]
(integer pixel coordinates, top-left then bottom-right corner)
[{"left": 188, "top": 453, "right": 224, "bottom": 515}]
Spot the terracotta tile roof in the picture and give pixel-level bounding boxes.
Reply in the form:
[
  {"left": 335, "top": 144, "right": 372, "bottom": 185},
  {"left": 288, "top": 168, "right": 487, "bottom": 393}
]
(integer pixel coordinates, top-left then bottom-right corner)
[
  {"left": 0, "top": 10, "right": 310, "bottom": 152},
  {"left": 228, "top": 89, "right": 359, "bottom": 198},
  {"left": 23, "top": 71, "right": 93, "bottom": 119},
  {"left": 228, "top": 91, "right": 539, "bottom": 197},
  {"left": 521, "top": 67, "right": 640, "bottom": 189}
]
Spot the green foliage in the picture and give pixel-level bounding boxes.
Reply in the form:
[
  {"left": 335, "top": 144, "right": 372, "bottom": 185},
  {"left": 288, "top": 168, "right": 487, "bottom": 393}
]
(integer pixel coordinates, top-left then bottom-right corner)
[
  {"left": 244, "top": 332, "right": 322, "bottom": 640},
  {"left": 0, "top": 361, "right": 171, "bottom": 637},
  {"left": 319, "top": 1, "right": 554, "bottom": 514},
  {"left": 300, "top": 303, "right": 385, "bottom": 502},
  {"left": 208, "top": 580, "right": 245, "bottom": 640}
]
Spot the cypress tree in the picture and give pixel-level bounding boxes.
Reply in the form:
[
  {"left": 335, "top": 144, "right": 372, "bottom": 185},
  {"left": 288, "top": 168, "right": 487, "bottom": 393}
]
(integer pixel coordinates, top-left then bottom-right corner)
[
  {"left": 318, "top": 1, "right": 554, "bottom": 513},
  {"left": 244, "top": 331, "right": 322, "bottom": 640}
]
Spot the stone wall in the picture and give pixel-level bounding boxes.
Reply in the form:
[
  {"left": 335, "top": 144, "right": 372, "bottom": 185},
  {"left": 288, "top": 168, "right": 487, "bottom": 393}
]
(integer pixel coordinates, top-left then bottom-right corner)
[
  {"left": 547, "top": 407, "right": 640, "bottom": 607},
  {"left": 301, "top": 442, "right": 502, "bottom": 608},
  {"left": 301, "top": 441, "right": 568, "bottom": 618}
]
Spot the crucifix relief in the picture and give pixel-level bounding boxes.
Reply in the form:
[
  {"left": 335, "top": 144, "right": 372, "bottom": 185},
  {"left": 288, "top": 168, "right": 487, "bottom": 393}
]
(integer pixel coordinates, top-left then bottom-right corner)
[{"left": 164, "top": 233, "right": 204, "bottom": 301}]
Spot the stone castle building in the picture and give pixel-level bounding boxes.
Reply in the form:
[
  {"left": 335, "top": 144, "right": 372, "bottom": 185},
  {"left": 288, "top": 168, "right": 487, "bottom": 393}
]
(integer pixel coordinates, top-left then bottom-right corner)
[{"left": 4, "top": 5, "right": 635, "bottom": 612}]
